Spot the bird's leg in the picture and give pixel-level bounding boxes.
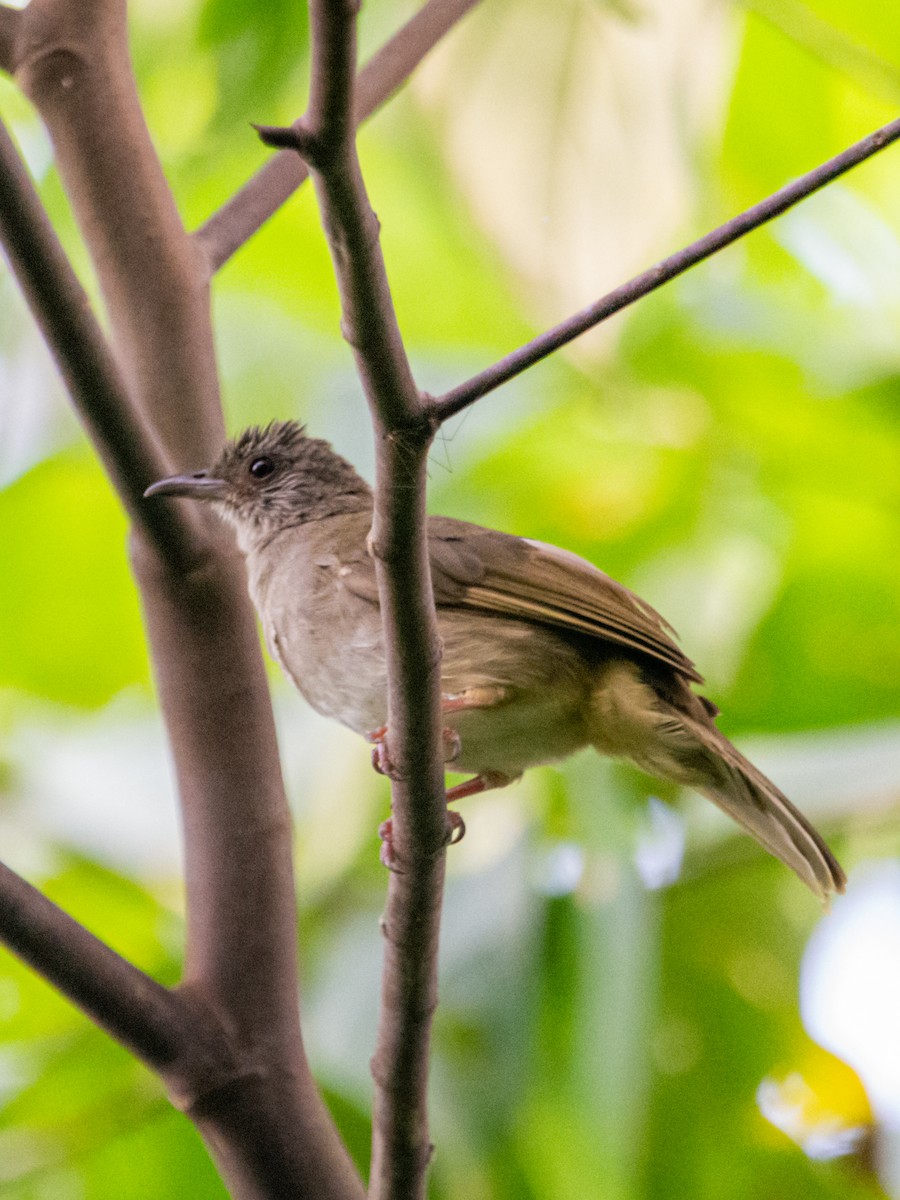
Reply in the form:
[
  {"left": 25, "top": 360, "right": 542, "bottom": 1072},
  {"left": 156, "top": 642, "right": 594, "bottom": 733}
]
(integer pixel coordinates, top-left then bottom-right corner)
[
  {"left": 441, "top": 685, "right": 511, "bottom": 714},
  {"left": 366, "top": 724, "right": 461, "bottom": 776},
  {"left": 439, "top": 686, "right": 513, "bottom": 798},
  {"left": 377, "top": 769, "right": 513, "bottom": 866},
  {"left": 369, "top": 723, "right": 467, "bottom": 870},
  {"left": 445, "top": 770, "right": 513, "bottom": 803},
  {"left": 366, "top": 685, "right": 509, "bottom": 773},
  {"left": 440, "top": 689, "right": 514, "bottom": 842},
  {"left": 372, "top": 687, "right": 512, "bottom": 867}
]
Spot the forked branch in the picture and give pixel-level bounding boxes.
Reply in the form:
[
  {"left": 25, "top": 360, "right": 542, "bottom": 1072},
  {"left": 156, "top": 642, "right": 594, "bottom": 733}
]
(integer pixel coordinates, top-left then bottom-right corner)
[
  {"left": 258, "top": 0, "right": 450, "bottom": 1195},
  {"left": 198, "top": 0, "right": 482, "bottom": 273},
  {"left": 2, "top": 1, "right": 364, "bottom": 1195},
  {"left": 0, "top": 862, "right": 183, "bottom": 1068},
  {"left": 0, "top": 118, "right": 200, "bottom": 565}
]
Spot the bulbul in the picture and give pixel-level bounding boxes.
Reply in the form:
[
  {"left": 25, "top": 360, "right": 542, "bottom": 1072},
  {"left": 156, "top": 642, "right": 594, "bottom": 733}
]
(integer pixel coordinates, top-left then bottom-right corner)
[{"left": 146, "top": 420, "right": 845, "bottom": 899}]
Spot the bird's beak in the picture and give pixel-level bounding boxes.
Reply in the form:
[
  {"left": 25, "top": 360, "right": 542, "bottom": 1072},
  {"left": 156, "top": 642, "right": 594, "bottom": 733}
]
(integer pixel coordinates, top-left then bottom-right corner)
[{"left": 143, "top": 470, "right": 228, "bottom": 500}]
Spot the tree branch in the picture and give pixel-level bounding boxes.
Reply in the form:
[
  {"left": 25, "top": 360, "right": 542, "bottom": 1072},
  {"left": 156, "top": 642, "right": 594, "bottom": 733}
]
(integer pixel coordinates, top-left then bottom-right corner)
[
  {"left": 9, "top": 1, "right": 363, "bottom": 1194},
  {"left": 259, "top": 0, "right": 450, "bottom": 1194},
  {"left": 197, "top": 0, "right": 482, "bottom": 274},
  {"left": 0, "top": 117, "right": 201, "bottom": 567},
  {"left": 13, "top": 0, "right": 223, "bottom": 465},
  {"left": 0, "top": 3, "right": 20, "bottom": 73},
  {"left": 13, "top": 0, "right": 286, "bottom": 1027},
  {"left": 0, "top": 860, "right": 182, "bottom": 1067},
  {"left": 0, "top": 851, "right": 364, "bottom": 1200},
  {"left": 430, "top": 112, "right": 900, "bottom": 422}
]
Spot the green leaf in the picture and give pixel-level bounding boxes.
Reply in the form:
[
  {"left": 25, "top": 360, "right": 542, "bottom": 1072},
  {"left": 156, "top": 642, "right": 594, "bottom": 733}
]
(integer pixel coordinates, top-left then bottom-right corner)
[{"left": 0, "top": 450, "right": 149, "bottom": 707}]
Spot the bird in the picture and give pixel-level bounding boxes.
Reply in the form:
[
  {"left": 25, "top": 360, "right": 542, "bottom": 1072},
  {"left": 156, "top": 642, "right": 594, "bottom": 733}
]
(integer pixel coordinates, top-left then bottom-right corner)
[{"left": 145, "top": 420, "right": 845, "bottom": 900}]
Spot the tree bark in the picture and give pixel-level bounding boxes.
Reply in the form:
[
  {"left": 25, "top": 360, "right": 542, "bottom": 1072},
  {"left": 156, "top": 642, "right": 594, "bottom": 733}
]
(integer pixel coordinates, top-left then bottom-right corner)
[{"left": 2, "top": 2, "right": 365, "bottom": 1195}]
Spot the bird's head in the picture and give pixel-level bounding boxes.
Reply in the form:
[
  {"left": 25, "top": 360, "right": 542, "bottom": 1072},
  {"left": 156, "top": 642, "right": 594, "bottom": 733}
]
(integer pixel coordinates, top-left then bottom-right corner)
[{"left": 144, "top": 420, "right": 371, "bottom": 548}]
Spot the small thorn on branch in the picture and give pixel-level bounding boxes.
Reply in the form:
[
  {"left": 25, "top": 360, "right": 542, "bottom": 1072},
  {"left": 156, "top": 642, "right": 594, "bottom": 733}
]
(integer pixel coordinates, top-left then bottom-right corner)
[{"left": 252, "top": 123, "right": 318, "bottom": 161}]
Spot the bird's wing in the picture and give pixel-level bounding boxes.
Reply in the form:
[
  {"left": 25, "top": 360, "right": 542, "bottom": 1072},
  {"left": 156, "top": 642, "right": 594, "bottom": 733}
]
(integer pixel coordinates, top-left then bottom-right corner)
[
  {"left": 338, "top": 515, "right": 700, "bottom": 681},
  {"left": 425, "top": 517, "right": 702, "bottom": 682}
]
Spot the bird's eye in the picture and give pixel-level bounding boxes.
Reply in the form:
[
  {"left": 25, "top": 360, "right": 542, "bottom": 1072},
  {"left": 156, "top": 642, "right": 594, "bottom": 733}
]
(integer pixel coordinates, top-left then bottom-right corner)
[{"left": 249, "top": 456, "right": 276, "bottom": 480}]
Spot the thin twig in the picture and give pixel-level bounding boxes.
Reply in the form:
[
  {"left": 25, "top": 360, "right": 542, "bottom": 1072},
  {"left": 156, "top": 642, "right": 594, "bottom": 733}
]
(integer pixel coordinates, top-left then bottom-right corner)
[
  {"left": 197, "top": 0, "right": 482, "bottom": 273},
  {"left": 258, "top": 0, "right": 450, "bottom": 1195},
  {"left": 430, "top": 112, "right": 900, "bottom": 422},
  {"left": 0, "top": 118, "right": 200, "bottom": 567}
]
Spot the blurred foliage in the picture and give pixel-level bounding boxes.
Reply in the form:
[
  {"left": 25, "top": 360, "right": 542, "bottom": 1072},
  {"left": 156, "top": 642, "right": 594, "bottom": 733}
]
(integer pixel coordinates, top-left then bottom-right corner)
[{"left": 1, "top": 0, "right": 899, "bottom": 1197}]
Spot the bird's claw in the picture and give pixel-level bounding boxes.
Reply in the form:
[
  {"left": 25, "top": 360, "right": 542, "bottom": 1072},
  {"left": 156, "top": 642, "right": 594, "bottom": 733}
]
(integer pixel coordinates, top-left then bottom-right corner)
[
  {"left": 377, "top": 807, "right": 466, "bottom": 870},
  {"left": 371, "top": 742, "right": 394, "bottom": 778},
  {"left": 446, "top": 808, "right": 466, "bottom": 846},
  {"left": 367, "top": 727, "right": 404, "bottom": 780},
  {"left": 442, "top": 727, "right": 462, "bottom": 764},
  {"left": 378, "top": 818, "right": 403, "bottom": 871},
  {"left": 367, "top": 725, "right": 460, "bottom": 774}
]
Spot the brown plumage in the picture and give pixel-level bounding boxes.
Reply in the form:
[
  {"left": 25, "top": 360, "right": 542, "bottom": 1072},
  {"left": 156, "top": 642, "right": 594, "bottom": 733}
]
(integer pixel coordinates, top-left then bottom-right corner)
[{"left": 146, "top": 420, "right": 845, "bottom": 900}]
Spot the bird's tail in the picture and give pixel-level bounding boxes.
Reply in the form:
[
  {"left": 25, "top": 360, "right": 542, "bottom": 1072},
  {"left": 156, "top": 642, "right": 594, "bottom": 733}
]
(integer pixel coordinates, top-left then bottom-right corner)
[
  {"left": 587, "top": 661, "right": 845, "bottom": 900},
  {"left": 690, "top": 727, "right": 846, "bottom": 901}
]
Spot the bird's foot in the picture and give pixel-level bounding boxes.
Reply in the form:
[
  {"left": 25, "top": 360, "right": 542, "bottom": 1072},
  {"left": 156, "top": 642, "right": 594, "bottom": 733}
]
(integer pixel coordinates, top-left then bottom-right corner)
[
  {"left": 367, "top": 685, "right": 508, "bottom": 778},
  {"left": 366, "top": 725, "right": 461, "bottom": 776},
  {"left": 370, "top": 739, "right": 395, "bottom": 778},
  {"left": 379, "top": 773, "right": 512, "bottom": 866},
  {"left": 366, "top": 726, "right": 399, "bottom": 779},
  {"left": 378, "top": 807, "right": 466, "bottom": 871},
  {"left": 442, "top": 727, "right": 462, "bottom": 764},
  {"left": 445, "top": 807, "right": 466, "bottom": 844},
  {"left": 378, "top": 817, "right": 398, "bottom": 869}
]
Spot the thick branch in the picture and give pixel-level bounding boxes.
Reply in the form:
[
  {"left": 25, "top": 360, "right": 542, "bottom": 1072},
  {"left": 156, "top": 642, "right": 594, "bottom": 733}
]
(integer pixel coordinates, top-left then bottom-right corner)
[
  {"left": 260, "top": 1, "right": 450, "bottom": 1196},
  {"left": 10, "top": 2, "right": 363, "bottom": 1195},
  {"left": 0, "top": 844, "right": 363, "bottom": 1200},
  {"left": 197, "top": 0, "right": 481, "bottom": 273},
  {"left": 431, "top": 112, "right": 900, "bottom": 421},
  {"left": 0, "top": 860, "right": 182, "bottom": 1067},
  {"left": 0, "top": 4, "right": 19, "bottom": 72},
  {"left": 12, "top": 0, "right": 294, "bottom": 1035},
  {"left": 0, "top": 118, "right": 200, "bottom": 566},
  {"left": 13, "top": 0, "right": 223, "bottom": 464}
]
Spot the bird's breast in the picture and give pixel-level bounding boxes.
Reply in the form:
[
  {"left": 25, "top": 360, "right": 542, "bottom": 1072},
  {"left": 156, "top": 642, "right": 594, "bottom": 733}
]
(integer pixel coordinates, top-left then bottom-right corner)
[{"left": 248, "top": 536, "right": 389, "bottom": 735}]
